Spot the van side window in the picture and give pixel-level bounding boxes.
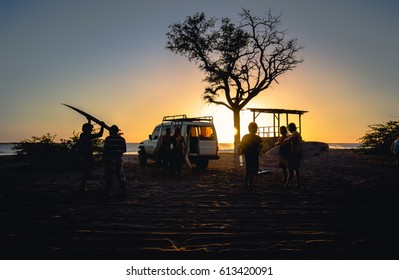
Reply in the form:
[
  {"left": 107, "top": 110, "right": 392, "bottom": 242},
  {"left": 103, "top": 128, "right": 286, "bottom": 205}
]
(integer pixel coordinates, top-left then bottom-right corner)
[
  {"left": 198, "top": 126, "right": 215, "bottom": 140},
  {"left": 161, "top": 125, "right": 171, "bottom": 136},
  {"left": 191, "top": 126, "right": 199, "bottom": 137}
]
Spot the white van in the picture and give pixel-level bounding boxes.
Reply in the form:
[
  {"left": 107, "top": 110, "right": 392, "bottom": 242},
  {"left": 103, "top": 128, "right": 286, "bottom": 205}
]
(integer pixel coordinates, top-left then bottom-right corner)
[{"left": 138, "top": 115, "right": 219, "bottom": 170}]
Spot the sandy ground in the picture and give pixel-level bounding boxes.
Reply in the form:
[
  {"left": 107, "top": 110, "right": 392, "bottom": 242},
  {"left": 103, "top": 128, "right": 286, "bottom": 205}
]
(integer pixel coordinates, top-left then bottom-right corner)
[{"left": 1, "top": 150, "right": 399, "bottom": 260}]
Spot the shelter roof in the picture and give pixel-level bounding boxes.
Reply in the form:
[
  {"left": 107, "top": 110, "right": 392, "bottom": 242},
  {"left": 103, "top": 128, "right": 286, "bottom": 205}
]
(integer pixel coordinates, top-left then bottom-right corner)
[{"left": 247, "top": 108, "right": 308, "bottom": 115}]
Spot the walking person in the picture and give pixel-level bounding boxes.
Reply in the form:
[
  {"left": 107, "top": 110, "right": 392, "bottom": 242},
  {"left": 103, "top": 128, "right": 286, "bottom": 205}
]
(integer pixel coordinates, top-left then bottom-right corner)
[
  {"left": 240, "top": 122, "right": 263, "bottom": 188},
  {"left": 103, "top": 125, "right": 127, "bottom": 196},
  {"left": 77, "top": 122, "right": 104, "bottom": 192},
  {"left": 284, "top": 123, "right": 302, "bottom": 187}
]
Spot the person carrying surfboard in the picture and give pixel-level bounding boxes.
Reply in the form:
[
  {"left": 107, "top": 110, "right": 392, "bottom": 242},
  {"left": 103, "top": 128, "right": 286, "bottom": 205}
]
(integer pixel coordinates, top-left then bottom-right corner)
[
  {"left": 284, "top": 123, "right": 302, "bottom": 187},
  {"left": 103, "top": 125, "right": 127, "bottom": 196},
  {"left": 78, "top": 121, "right": 105, "bottom": 192},
  {"left": 240, "top": 122, "right": 263, "bottom": 188},
  {"left": 275, "top": 126, "right": 289, "bottom": 182}
]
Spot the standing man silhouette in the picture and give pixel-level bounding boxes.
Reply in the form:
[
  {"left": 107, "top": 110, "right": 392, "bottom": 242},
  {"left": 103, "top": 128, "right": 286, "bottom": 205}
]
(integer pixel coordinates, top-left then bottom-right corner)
[
  {"left": 78, "top": 122, "right": 104, "bottom": 192},
  {"left": 170, "top": 127, "right": 185, "bottom": 178},
  {"left": 240, "top": 122, "right": 263, "bottom": 188},
  {"left": 103, "top": 125, "right": 127, "bottom": 196},
  {"left": 284, "top": 123, "right": 302, "bottom": 187}
]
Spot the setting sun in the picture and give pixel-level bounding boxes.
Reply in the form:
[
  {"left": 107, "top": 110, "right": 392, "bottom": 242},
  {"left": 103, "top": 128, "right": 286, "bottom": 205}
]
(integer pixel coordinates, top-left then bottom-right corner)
[{"left": 200, "top": 106, "right": 234, "bottom": 143}]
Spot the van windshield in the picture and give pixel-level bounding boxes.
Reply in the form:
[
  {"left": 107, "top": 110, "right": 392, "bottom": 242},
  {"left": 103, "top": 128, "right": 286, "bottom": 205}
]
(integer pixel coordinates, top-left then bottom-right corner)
[
  {"left": 151, "top": 126, "right": 161, "bottom": 140},
  {"left": 151, "top": 125, "right": 171, "bottom": 140}
]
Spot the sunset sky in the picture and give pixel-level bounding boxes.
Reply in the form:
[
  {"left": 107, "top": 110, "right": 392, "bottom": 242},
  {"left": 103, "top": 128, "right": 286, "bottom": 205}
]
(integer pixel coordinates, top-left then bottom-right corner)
[{"left": 1, "top": 0, "right": 398, "bottom": 144}]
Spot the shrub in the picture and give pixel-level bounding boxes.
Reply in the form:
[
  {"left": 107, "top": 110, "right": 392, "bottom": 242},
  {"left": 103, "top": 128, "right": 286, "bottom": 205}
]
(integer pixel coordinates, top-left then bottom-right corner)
[
  {"left": 358, "top": 120, "right": 399, "bottom": 154},
  {"left": 12, "top": 132, "right": 104, "bottom": 170}
]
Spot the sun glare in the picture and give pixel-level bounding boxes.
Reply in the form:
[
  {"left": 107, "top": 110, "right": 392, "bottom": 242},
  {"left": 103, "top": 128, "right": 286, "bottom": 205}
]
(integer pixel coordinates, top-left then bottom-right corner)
[
  {"left": 199, "top": 105, "right": 264, "bottom": 143},
  {"left": 214, "top": 116, "right": 236, "bottom": 144},
  {"left": 198, "top": 105, "right": 232, "bottom": 143}
]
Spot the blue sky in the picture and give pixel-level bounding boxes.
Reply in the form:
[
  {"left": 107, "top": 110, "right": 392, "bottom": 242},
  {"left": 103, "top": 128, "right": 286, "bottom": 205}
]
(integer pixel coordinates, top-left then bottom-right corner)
[{"left": 1, "top": 0, "right": 398, "bottom": 143}]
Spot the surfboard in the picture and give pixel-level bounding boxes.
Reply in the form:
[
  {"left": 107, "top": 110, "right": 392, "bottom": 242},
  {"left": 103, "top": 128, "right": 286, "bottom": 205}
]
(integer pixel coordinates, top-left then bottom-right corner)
[
  {"left": 265, "top": 141, "right": 329, "bottom": 160},
  {"left": 258, "top": 167, "right": 271, "bottom": 175},
  {"left": 62, "top": 103, "right": 111, "bottom": 130}
]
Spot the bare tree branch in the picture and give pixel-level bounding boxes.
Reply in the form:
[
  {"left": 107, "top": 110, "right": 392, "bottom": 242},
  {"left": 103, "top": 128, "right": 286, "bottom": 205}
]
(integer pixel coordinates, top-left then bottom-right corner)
[{"left": 166, "top": 8, "right": 303, "bottom": 147}]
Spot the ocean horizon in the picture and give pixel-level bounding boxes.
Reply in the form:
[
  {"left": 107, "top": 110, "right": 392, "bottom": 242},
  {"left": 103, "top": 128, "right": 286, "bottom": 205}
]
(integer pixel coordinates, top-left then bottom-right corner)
[{"left": 0, "top": 142, "right": 360, "bottom": 156}]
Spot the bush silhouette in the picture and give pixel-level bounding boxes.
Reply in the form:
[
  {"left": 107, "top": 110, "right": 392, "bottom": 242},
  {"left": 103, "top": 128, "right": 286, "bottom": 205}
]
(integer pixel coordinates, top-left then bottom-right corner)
[
  {"left": 12, "top": 132, "right": 104, "bottom": 170},
  {"left": 358, "top": 120, "right": 399, "bottom": 155}
]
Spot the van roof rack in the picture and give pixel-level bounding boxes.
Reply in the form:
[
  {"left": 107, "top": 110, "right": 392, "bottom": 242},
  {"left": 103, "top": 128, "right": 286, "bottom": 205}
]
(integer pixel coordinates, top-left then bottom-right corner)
[
  {"left": 162, "top": 114, "right": 187, "bottom": 122},
  {"left": 162, "top": 115, "right": 214, "bottom": 123}
]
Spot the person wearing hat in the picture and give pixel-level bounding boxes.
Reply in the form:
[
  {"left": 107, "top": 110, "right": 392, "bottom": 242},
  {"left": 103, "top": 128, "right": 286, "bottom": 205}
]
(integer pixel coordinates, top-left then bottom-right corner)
[
  {"left": 103, "top": 125, "right": 127, "bottom": 196},
  {"left": 78, "top": 122, "right": 105, "bottom": 192}
]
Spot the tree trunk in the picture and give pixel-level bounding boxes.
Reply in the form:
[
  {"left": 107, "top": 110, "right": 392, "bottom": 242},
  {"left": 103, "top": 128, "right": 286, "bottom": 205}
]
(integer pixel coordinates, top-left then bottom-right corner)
[{"left": 233, "top": 108, "right": 241, "bottom": 154}]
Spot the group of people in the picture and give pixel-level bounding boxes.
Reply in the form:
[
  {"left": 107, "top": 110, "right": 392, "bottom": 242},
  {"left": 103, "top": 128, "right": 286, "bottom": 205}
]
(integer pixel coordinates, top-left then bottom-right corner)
[
  {"left": 77, "top": 122, "right": 188, "bottom": 196},
  {"left": 240, "top": 122, "right": 302, "bottom": 189},
  {"left": 155, "top": 126, "right": 188, "bottom": 178},
  {"left": 75, "top": 119, "right": 399, "bottom": 195},
  {"left": 78, "top": 120, "right": 305, "bottom": 194},
  {"left": 77, "top": 122, "right": 127, "bottom": 196}
]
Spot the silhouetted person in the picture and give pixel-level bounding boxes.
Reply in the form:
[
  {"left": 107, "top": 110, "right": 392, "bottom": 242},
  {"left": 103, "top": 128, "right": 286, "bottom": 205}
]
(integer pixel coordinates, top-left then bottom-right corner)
[
  {"left": 275, "top": 125, "right": 288, "bottom": 182},
  {"left": 78, "top": 122, "right": 104, "bottom": 192},
  {"left": 284, "top": 123, "right": 302, "bottom": 187},
  {"left": 170, "top": 126, "right": 185, "bottom": 178},
  {"left": 391, "top": 134, "right": 399, "bottom": 166},
  {"left": 156, "top": 127, "right": 171, "bottom": 170},
  {"left": 103, "top": 125, "right": 127, "bottom": 196},
  {"left": 240, "top": 122, "right": 263, "bottom": 188}
]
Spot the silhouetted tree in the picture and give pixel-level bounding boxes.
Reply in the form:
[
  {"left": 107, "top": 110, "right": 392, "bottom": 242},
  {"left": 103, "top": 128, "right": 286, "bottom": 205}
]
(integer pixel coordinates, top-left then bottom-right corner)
[
  {"left": 166, "top": 9, "right": 303, "bottom": 152},
  {"left": 358, "top": 120, "right": 399, "bottom": 154}
]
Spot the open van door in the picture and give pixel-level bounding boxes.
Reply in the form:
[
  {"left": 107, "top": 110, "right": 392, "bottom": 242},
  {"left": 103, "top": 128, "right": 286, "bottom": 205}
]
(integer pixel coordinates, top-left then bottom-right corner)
[{"left": 190, "top": 125, "right": 218, "bottom": 156}]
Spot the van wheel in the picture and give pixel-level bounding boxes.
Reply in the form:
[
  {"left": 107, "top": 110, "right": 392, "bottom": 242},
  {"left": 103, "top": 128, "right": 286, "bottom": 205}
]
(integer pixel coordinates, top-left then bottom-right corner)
[
  {"left": 138, "top": 150, "right": 147, "bottom": 164},
  {"left": 195, "top": 159, "right": 209, "bottom": 171}
]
